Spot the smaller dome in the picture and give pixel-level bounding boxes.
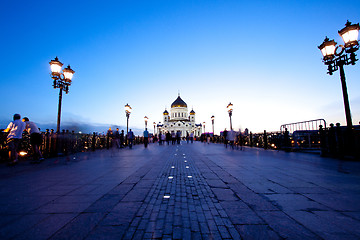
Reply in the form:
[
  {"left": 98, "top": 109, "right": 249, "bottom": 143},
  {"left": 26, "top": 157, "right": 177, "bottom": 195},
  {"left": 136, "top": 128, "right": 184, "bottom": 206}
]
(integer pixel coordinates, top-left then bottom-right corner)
[
  {"left": 163, "top": 109, "right": 169, "bottom": 115},
  {"left": 190, "top": 109, "right": 195, "bottom": 115}
]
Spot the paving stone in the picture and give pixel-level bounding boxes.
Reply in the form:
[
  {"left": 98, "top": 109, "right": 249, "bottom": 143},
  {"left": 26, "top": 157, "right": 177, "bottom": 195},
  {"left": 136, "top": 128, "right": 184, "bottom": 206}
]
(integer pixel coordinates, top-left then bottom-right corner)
[
  {"left": 0, "top": 214, "right": 49, "bottom": 239},
  {"left": 257, "top": 210, "right": 321, "bottom": 239},
  {"left": 235, "top": 224, "right": 281, "bottom": 240},
  {"left": 0, "top": 143, "right": 360, "bottom": 239},
  {"left": 85, "top": 225, "right": 128, "bottom": 240},
  {"left": 51, "top": 212, "right": 105, "bottom": 240}
]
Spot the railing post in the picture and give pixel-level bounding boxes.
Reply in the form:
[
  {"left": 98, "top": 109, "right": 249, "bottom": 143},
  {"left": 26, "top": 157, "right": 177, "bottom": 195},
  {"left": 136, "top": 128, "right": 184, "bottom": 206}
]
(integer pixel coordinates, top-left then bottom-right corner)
[
  {"left": 335, "top": 123, "right": 344, "bottom": 158},
  {"left": 264, "top": 130, "right": 268, "bottom": 149},
  {"left": 249, "top": 132, "right": 253, "bottom": 147}
]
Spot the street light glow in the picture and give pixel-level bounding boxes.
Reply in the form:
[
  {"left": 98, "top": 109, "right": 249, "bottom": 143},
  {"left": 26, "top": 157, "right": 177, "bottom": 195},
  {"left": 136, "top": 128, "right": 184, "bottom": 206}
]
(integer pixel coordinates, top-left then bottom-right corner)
[
  {"left": 125, "top": 103, "right": 132, "bottom": 114},
  {"left": 49, "top": 57, "right": 63, "bottom": 75},
  {"left": 338, "top": 21, "right": 360, "bottom": 48},
  {"left": 62, "top": 65, "right": 75, "bottom": 82},
  {"left": 318, "top": 37, "right": 336, "bottom": 60}
]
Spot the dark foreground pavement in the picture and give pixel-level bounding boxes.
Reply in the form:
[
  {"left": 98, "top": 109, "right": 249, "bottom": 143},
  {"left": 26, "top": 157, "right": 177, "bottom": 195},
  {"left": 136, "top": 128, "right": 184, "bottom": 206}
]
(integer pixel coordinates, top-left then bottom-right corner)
[{"left": 1, "top": 142, "right": 360, "bottom": 240}]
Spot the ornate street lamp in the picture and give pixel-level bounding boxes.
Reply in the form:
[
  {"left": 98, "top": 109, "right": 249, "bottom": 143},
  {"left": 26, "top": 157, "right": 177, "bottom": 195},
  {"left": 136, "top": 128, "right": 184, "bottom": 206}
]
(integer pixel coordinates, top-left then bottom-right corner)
[
  {"left": 211, "top": 115, "right": 215, "bottom": 135},
  {"left": 49, "top": 57, "right": 75, "bottom": 133},
  {"left": 203, "top": 122, "right": 206, "bottom": 134},
  {"left": 144, "top": 116, "right": 148, "bottom": 128},
  {"left": 124, "top": 103, "right": 132, "bottom": 134},
  {"left": 227, "top": 102, "right": 233, "bottom": 130},
  {"left": 318, "top": 20, "right": 359, "bottom": 129},
  {"left": 153, "top": 122, "right": 156, "bottom": 134}
]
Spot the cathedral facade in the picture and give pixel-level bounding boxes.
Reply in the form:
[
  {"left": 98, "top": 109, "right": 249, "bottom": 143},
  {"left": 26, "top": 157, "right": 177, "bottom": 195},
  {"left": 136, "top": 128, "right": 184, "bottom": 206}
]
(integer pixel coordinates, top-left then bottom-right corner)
[{"left": 157, "top": 95, "right": 202, "bottom": 137}]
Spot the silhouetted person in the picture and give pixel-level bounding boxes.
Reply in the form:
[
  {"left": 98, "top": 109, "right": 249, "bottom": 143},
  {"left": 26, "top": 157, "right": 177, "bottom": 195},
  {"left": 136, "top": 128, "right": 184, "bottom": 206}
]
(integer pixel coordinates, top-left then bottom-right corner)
[
  {"left": 158, "top": 133, "right": 162, "bottom": 145},
  {"left": 120, "top": 130, "right": 125, "bottom": 148},
  {"left": 3, "top": 114, "right": 26, "bottom": 164},
  {"left": 166, "top": 132, "right": 171, "bottom": 145},
  {"left": 319, "top": 125, "right": 327, "bottom": 156},
  {"left": 128, "top": 129, "right": 134, "bottom": 149},
  {"left": 114, "top": 128, "right": 120, "bottom": 149},
  {"left": 107, "top": 127, "right": 113, "bottom": 149},
  {"left": 92, "top": 132, "right": 96, "bottom": 151},
  {"left": 328, "top": 123, "right": 336, "bottom": 156},
  {"left": 284, "top": 128, "right": 290, "bottom": 152},
  {"left": 143, "top": 128, "right": 149, "bottom": 148},
  {"left": 171, "top": 131, "right": 176, "bottom": 145},
  {"left": 335, "top": 123, "right": 344, "bottom": 157},
  {"left": 223, "top": 129, "right": 228, "bottom": 148},
  {"left": 22, "top": 117, "right": 44, "bottom": 163},
  {"left": 176, "top": 131, "right": 181, "bottom": 144}
]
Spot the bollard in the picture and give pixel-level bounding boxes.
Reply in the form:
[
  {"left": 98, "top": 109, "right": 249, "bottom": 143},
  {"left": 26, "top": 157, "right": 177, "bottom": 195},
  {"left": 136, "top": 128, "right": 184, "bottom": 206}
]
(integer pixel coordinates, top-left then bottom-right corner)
[
  {"left": 319, "top": 125, "right": 327, "bottom": 157},
  {"left": 264, "top": 130, "right": 268, "bottom": 149},
  {"left": 250, "top": 132, "right": 253, "bottom": 147},
  {"left": 335, "top": 123, "right": 344, "bottom": 157}
]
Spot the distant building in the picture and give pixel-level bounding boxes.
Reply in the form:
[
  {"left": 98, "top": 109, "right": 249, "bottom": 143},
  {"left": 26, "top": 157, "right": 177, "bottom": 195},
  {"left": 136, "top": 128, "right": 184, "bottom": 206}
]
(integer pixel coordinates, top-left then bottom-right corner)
[{"left": 157, "top": 95, "right": 202, "bottom": 137}]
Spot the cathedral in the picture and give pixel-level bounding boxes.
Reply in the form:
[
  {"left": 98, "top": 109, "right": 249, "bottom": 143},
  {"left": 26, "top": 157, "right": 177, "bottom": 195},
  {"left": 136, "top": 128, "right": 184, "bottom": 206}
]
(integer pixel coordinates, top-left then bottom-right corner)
[{"left": 157, "top": 95, "right": 202, "bottom": 137}]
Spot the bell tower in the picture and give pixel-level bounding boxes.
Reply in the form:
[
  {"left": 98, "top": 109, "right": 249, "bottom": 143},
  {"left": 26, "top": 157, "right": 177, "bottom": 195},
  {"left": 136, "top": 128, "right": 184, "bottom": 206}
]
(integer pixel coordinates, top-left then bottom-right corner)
[{"left": 163, "top": 109, "right": 169, "bottom": 122}]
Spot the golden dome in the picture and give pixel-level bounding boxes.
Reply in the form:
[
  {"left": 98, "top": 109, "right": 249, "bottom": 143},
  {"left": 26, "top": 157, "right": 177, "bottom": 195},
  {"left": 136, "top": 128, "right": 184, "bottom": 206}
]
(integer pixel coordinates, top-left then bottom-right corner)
[{"left": 171, "top": 96, "right": 187, "bottom": 108}]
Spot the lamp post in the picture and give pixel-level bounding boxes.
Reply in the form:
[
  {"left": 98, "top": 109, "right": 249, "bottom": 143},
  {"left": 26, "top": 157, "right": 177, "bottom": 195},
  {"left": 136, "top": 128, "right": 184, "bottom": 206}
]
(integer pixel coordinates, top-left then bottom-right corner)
[
  {"left": 49, "top": 57, "right": 75, "bottom": 133},
  {"left": 144, "top": 116, "right": 148, "bottom": 128},
  {"left": 124, "top": 103, "right": 132, "bottom": 135},
  {"left": 227, "top": 102, "right": 233, "bottom": 131},
  {"left": 153, "top": 122, "right": 156, "bottom": 135},
  {"left": 318, "top": 21, "right": 359, "bottom": 129},
  {"left": 211, "top": 115, "right": 215, "bottom": 136}
]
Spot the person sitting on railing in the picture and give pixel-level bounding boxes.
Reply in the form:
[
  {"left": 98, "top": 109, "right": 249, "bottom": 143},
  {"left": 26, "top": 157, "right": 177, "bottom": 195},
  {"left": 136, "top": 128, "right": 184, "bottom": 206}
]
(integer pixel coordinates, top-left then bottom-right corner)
[{"left": 3, "top": 114, "right": 26, "bottom": 165}]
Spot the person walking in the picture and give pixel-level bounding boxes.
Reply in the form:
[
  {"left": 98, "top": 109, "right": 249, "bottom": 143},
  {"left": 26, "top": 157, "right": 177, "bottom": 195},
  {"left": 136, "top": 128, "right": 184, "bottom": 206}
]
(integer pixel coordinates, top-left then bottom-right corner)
[
  {"left": 3, "top": 114, "right": 26, "bottom": 165},
  {"left": 120, "top": 130, "right": 125, "bottom": 148},
  {"left": 161, "top": 133, "right": 166, "bottom": 145},
  {"left": 143, "top": 128, "right": 149, "bottom": 148},
  {"left": 22, "top": 117, "right": 44, "bottom": 163},
  {"left": 106, "top": 127, "right": 113, "bottom": 149},
  {"left": 176, "top": 131, "right": 181, "bottom": 144},
  {"left": 158, "top": 132, "right": 162, "bottom": 145},
  {"left": 166, "top": 131, "right": 171, "bottom": 145},
  {"left": 114, "top": 128, "right": 121, "bottom": 149},
  {"left": 171, "top": 131, "right": 176, "bottom": 145},
  {"left": 190, "top": 131, "right": 194, "bottom": 143},
  {"left": 128, "top": 129, "right": 134, "bottom": 149},
  {"left": 228, "top": 130, "right": 235, "bottom": 150},
  {"left": 223, "top": 128, "right": 228, "bottom": 148}
]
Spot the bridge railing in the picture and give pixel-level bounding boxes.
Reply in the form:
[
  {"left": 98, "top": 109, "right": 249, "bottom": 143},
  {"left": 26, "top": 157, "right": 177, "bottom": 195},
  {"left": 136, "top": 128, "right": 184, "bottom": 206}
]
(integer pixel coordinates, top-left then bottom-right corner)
[{"left": 0, "top": 130, "right": 147, "bottom": 162}]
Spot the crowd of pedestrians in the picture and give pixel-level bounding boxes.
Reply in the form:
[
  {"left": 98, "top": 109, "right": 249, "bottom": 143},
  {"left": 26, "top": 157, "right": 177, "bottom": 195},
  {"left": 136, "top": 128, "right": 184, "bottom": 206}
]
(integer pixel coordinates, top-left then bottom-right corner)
[
  {"left": 4, "top": 113, "right": 357, "bottom": 165},
  {"left": 2, "top": 113, "right": 242, "bottom": 166}
]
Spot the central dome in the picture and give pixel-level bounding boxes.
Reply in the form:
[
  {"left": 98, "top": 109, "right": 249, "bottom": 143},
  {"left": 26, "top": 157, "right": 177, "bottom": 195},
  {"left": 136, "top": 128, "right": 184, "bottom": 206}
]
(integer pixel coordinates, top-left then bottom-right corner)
[{"left": 171, "top": 95, "right": 187, "bottom": 108}]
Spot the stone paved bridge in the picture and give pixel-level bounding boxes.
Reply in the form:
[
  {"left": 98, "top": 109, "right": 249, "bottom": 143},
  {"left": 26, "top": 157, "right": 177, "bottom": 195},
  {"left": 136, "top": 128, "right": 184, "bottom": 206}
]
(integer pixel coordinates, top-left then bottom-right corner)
[{"left": 0, "top": 142, "right": 360, "bottom": 239}]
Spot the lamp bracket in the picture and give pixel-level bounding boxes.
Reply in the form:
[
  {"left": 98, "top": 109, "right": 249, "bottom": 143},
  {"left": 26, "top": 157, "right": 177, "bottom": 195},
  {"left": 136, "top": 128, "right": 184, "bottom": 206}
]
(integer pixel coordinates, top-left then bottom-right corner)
[{"left": 335, "top": 45, "right": 345, "bottom": 56}]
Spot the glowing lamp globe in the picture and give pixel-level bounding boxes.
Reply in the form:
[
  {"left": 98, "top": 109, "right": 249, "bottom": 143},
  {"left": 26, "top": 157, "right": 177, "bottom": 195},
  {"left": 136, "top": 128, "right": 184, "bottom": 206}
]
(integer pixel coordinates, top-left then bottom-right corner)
[
  {"left": 125, "top": 104, "right": 132, "bottom": 114},
  {"left": 49, "top": 57, "right": 63, "bottom": 76},
  {"left": 62, "top": 65, "right": 75, "bottom": 83},
  {"left": 227, "top": 102, "right": 233, "bottom": 112},
  {"left": 338, "top": 21, "right": 360, "bottom": 50},
  {"left": 318, "top": 37, "right": 337, "bottom": 61}
]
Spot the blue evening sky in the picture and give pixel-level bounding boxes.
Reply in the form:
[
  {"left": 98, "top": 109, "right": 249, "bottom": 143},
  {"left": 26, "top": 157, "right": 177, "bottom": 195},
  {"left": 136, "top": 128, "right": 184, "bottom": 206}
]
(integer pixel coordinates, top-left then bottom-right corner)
[{"left": 1, "top": 0, "right": 359, "bottom": 134}]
